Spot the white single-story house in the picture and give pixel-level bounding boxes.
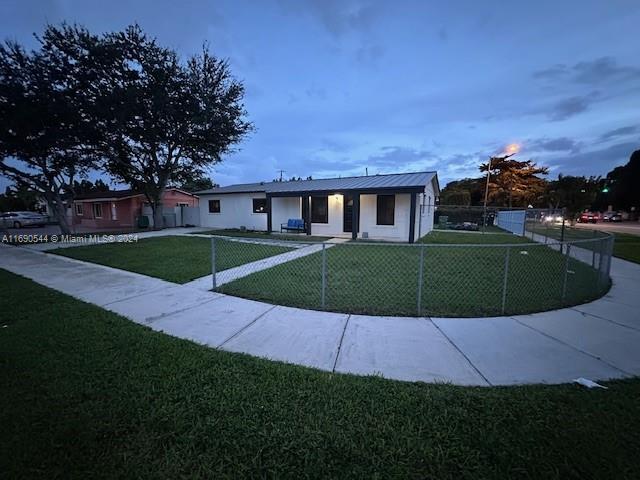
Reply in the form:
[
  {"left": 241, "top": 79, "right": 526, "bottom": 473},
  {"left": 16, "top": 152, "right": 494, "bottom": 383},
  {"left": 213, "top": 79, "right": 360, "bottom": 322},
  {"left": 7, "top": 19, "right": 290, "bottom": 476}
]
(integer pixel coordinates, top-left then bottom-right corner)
[{"left": 196, "top": 171, "right": 439, "bottom": 243}]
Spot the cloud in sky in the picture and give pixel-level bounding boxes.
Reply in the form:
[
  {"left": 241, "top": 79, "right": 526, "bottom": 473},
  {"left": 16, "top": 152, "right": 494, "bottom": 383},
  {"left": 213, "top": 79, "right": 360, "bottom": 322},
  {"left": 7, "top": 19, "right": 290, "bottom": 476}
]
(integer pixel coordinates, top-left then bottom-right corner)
[
  {"left": 1, "top": 0, "right": 639, "bottom": 193},
  {"left": 533, "top": 56, "right": 640, "bottom": 86}
]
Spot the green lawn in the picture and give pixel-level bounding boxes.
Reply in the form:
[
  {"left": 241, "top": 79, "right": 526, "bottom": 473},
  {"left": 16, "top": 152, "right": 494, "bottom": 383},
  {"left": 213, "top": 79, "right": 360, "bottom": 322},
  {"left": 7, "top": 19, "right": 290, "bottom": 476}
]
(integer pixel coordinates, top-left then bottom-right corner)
[
  {"left": 220, "top": 231, "right": 607, "bottom": 317},
  {"left": 527, "top": 224, "right": 640, "bottom": 264},
  {"left": 612, "top": 233, "right": 640, "bottom": 264},
  {"left": 52, "top": 236, "right": 293, "bottom": 283},
  {"left": 422, "top": 230, "right": 528, "bottom": 244},
  {"left": 194, "top": 228, "right": 331, "bottom": 242},
  {"left": 1, "top": 269, "right": 639, "bottom": 479}
]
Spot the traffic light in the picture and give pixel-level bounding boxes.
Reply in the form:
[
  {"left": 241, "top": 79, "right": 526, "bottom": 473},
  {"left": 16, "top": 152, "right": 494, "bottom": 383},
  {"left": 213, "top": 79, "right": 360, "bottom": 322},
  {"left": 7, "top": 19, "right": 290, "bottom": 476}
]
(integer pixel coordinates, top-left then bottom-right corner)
[{"left": 602, "top": 187, "right": 609, "bottom": 193}]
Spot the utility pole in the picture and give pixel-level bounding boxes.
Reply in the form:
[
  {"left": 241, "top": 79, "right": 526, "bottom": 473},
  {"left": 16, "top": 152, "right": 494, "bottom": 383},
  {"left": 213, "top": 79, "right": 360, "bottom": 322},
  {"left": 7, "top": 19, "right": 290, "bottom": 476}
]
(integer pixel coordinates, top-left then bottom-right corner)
[{"left": 277, "top": 169, "right": 285, "bottom": 182}]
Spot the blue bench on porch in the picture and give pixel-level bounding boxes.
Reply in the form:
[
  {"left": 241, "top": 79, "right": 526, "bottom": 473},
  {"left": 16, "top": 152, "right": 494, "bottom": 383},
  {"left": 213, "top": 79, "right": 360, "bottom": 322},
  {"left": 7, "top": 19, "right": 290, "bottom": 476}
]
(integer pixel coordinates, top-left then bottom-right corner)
[{"left": 280, "top": 218, "right": 306, "bottom": 233}]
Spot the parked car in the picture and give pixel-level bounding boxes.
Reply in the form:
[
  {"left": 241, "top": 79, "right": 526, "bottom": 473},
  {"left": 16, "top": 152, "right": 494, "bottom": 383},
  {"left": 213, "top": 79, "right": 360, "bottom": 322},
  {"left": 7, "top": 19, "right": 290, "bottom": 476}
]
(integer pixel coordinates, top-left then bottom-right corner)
[
  {"left": 543, "top": 214, "right": 564, "bottom": 225},
  {"left": 578, "top": 211, "right": 599, "bottom": 224},
  {"left": 0, "top": 211, "right": 48, "bottom": 228},
  {"left": 602, "top": 211, "right": 623, "bottom": 222},
  {"left": 452, "top": 222, "right": 479, "bottom": 231}
]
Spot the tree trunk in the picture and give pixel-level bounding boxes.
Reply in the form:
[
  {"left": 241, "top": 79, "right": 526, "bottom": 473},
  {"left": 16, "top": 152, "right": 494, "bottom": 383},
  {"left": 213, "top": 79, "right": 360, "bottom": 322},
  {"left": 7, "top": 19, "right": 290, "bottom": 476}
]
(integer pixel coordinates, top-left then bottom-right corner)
[
  {"left": 152, "top": 202, "right": 164, "bottom": 230},
  {"left": 49, "top": 192, "right": 71, "bottom": 235},
  {"left": 145, "top": 189, "right": 164, "bottom": 230}
]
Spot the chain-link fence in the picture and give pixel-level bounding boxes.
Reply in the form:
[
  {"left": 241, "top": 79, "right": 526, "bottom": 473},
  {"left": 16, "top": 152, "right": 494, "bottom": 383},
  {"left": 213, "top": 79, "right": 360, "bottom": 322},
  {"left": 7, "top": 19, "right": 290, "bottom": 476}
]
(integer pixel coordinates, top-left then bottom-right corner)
[{"left": 209, "top": 231, "right": 614, "bottom": 318}]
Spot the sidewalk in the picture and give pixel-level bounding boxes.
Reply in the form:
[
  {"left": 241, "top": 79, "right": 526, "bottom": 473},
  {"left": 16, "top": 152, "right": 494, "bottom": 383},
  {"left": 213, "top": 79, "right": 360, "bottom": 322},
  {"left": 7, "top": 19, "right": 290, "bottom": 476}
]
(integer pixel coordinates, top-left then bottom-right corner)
[
  {"left": 24, "top": 226, "right": 210, "bottom": 251},
  {"left": 184, "top": 240, "right": 346, "bottom": 290},
  {"left": 1, "top": 242, "right": 639, "bottom": 386}
]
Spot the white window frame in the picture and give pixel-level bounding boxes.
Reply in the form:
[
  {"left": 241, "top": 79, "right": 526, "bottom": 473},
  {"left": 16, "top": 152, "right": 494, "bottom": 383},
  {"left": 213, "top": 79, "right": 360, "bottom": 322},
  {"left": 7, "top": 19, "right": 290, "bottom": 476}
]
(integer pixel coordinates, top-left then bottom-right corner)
[{"left": 75, "top": 203, "right": 84, "bottom": 216}]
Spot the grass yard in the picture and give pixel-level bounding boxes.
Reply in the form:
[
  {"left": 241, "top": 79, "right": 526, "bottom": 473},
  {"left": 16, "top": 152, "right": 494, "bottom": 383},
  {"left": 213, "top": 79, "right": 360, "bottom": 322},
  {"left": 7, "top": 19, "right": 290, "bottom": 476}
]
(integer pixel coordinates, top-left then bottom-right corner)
[
  {"left": 1, "top": 269, "right": 640, "bottom": 479},
  {"left": 219, "top": 231, "right": 606, "bottom": 317},
  {"left": 422, "top": 230, "right": 527, "bottom": 244},
  {"left": 612, "top": 232, "right": 640, "bottom": 264},
  {"left": 194, "top": 228, "right": 331, "bottom": 242},
  {"left": 52, "top": 236, "right": 293, "bottom": 283},
  {"left": 527, "top": 224, "right": 640, "bottom": 264}
]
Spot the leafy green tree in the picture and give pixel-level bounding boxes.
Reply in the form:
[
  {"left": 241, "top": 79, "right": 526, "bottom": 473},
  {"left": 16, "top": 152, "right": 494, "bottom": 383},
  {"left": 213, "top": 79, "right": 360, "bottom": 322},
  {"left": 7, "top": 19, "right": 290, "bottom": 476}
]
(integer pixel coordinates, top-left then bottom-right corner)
[
  {"left": 77, "top": 25, "right": 253, "bottom": 228},
  {"left": 0, "top": 185, "right": 39, "bottom": 212},
  {"left": 439, "top": 177, "right": 485, "bottom": 205},
  {"left": 67, "top": 179, "right": 111, "bottom": 195},
  {"left": 480, "top": 158, "right": 548, "bottom": 207},
  {"left": 179, "top": 176, "right": 217, "bottom": 193},
  {"left": 544, "top": 175, "right": 604, "bottom": 221},
  {"left": 601, "top": 149, "right": 640, "bottom": 213},
  {"left": 0, "top": 27, "right": 98, "bottom": 233}
]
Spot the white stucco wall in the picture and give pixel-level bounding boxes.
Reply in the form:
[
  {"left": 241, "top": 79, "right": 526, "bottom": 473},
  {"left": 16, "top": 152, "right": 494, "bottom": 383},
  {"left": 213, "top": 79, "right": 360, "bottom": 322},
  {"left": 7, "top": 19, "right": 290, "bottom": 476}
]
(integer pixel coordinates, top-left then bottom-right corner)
[
  {"left": 358, "top": 193, "right": 412, "bottom": 242},
  {"left": 271, "top": 197, "right": 302, "bottom": 231},
  {"left": 310, "top": 194, "right": 346, "bottom": 236},
  {"left": 196, "top": 175, "right": 438, "bottom": 241},
  {"left": 416, "top": 179, "right": 436, "bottom": 240},
  {"left": 199, "top": 193, "right": 267, "bottom": 231}
]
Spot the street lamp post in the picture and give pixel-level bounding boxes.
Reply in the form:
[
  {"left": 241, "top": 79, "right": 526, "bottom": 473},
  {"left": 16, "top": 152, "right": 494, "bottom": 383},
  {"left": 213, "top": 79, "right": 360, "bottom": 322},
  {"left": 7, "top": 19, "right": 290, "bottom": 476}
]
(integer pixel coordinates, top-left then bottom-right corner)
[{"left": 482, "top": 148, "right": 518, "bottom": 230}]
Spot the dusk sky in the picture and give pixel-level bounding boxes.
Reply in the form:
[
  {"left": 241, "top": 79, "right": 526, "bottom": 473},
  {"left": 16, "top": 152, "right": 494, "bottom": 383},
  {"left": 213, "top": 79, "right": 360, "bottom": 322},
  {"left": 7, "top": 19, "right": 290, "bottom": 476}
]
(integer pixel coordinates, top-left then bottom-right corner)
[{"left": 1, "top": 0, "right": 639, "bottom": 191}]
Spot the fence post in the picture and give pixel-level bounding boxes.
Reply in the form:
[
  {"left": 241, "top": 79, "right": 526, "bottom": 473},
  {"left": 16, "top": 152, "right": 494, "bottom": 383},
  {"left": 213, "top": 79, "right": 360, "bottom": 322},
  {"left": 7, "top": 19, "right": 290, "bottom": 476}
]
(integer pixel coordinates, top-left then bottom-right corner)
[
  {"left": 211, "top": 237, "right": 217, "bottom": 290},
  {"left": 417, "top": 244, "right": 425, "bottom": 315},
  {"left": 321, "top": 243, "right": 327, "bottom": 309},
  {"left": 501, "top": 246, "right": 510, "bottom": 314},
  {"left": 606, "top": 235, "right": 614, "bottom": 278},
  {"left": 597, "top": 236, "right": 605, "bottom": 291},
  {"left": 561, "top": 244, "right": 572, "bottom": 303}
]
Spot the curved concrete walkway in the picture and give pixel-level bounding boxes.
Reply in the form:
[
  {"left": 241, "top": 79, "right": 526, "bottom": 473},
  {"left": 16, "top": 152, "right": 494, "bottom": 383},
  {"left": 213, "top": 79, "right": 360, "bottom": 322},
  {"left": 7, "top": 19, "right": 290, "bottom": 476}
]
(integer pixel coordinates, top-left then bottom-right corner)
[{"left": 1, "top": 243, "right": 639, "bottom": 386}]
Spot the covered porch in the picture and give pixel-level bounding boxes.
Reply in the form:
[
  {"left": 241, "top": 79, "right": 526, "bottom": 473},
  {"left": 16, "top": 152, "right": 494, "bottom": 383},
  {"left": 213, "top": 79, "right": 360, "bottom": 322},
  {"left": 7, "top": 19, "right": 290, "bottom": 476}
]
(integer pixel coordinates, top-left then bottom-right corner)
[{"left": 266, "top": 188, "right": 421, "bottom": 243}]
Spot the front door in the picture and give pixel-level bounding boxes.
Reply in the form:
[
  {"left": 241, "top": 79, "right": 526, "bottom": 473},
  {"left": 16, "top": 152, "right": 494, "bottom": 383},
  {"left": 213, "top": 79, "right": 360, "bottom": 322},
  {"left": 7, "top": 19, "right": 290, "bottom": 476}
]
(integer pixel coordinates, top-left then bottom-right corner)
[{"left": 343, "top": 194, "right": 353, "bottom": 232}]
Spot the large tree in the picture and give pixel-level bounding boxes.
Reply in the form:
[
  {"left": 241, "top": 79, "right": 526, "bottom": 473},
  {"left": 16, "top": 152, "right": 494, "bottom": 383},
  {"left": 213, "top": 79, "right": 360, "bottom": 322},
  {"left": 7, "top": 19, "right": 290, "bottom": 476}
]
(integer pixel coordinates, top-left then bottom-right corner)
[
  {"left": 79, "top": 26, "right": 253, "bottom": 227},
  {"left": 480, "top": 157, "right": 548, "bottom": 207},
  {"left": 0, "top": 27, "right": 98, "bottom": 233},
  {"left": 544, "top": 175, "right": 604, "bottom": 221},
  {"left": 439, "top": 177, "right": 485, "bottom": 205},
  {"left": 601, "top": 149, "right": 640, "bottom": 213}
]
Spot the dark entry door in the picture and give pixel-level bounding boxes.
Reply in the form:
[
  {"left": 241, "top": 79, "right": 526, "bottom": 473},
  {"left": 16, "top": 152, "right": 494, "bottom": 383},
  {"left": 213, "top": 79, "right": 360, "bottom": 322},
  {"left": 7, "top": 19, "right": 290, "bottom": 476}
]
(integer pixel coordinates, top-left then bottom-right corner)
[{"left": 343, "top": 194, "right": 353, "bottom": 232}]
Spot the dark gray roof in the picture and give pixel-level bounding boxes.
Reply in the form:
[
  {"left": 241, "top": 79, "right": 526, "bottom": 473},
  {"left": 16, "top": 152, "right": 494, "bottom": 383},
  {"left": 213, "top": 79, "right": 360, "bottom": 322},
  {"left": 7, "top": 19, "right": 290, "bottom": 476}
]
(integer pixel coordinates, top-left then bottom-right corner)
[
  {"left": 196, "top": 182, "right": 268, "bottom": 195},
  {"left": 197, "top": 172, "right": 438, "bottom": 196}
]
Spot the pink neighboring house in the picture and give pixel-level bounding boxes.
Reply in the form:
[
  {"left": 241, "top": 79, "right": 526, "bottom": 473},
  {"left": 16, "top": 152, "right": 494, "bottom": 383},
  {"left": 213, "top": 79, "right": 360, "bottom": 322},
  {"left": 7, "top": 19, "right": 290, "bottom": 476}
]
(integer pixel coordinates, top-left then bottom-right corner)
[{"left": 72, "top": 188, "right": 198, "bottom": 229}]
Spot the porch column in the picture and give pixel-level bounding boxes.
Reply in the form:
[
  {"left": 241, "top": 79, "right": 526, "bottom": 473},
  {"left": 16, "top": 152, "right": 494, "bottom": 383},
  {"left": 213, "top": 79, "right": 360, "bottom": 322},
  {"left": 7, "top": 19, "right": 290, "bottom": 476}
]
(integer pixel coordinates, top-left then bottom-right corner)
[
  {"left": 409, "top": 192, "right": 417, "bottom": 243},
  {"left": 352, "top": 192, "right": 360, "bottom": 240},
  {"left": 301, "top": 195, "right": 311, "bottom": 235},
  {"left": 266, "top": 193, "right": 272, "bottom": 233}
]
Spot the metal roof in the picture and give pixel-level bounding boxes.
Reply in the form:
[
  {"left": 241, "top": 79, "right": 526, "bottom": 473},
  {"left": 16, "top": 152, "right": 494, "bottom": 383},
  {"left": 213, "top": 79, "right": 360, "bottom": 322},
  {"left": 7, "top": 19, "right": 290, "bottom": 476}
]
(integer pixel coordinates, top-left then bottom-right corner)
[
  {"left": 197, "top": 172, "right": 438, "bottom": 196},
  {"left": 196, "top": 182, "right": 268, "bottom": 195}
]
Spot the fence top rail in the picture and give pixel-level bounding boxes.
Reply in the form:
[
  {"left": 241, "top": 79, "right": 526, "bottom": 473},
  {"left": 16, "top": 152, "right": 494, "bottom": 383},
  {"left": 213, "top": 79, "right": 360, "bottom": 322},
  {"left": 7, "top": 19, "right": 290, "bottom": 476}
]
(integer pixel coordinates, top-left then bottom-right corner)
[{"left": 208, "top": 232, "right": 613, "bottom": 248}]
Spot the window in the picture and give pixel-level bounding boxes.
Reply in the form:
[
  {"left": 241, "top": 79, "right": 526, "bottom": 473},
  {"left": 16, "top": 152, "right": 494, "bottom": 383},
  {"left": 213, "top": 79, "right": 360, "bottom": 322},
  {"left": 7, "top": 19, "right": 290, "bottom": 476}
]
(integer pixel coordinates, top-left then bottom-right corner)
[
  {"left": 176, "top": 202, "right": 189, "bottom": 207},
  {"left": 75, "top": 203, "right": 83, "bottom": 216},
  {"left": 252, "top": 198, "right": 267, "bottom": 213},
  {"left": 93, "top": 203, "right": 103, "bottom": 218},
  {"left": 311, "top": 196, "right": 328, "bottom": 223},
  {"left": 376, "top": 195, "right": 395, "bottom": 225},
  {"left": 111, "top": 203, "right": 117, "bottom": 220},
  {"left": 208, "top": 199, "right": 221, "bottom": 213}
]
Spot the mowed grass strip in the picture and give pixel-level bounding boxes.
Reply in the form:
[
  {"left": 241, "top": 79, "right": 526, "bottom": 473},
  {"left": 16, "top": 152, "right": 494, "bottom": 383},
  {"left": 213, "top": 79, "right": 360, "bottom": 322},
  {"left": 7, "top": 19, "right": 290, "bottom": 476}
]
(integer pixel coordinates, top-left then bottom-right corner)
[
  {"left": 527, "top": 224, "right": 640, "bottom": 264},
  {"left": 51, "top": 236, "right": 294, "bottom": 283},
  {"left": 610, "top": 232, "right": 640, "bottom": 264},
  {"left": 194, "top": 228, "right": 331, "bottom": 243},
  {"left": 1, "top": 269, "right": 640, "bottom": 479},
  {"left": 220, "top": 231, "right": 605, "bottom": 316}
]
